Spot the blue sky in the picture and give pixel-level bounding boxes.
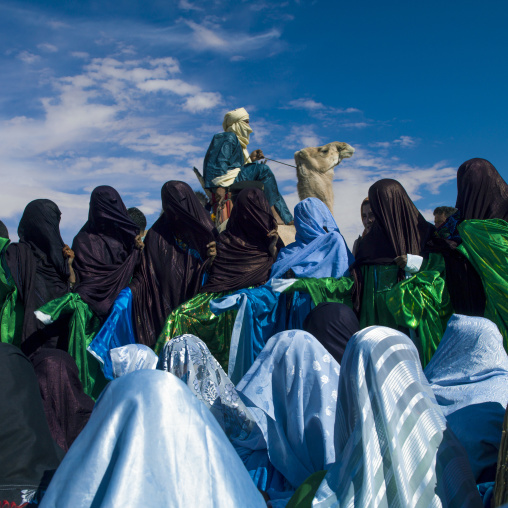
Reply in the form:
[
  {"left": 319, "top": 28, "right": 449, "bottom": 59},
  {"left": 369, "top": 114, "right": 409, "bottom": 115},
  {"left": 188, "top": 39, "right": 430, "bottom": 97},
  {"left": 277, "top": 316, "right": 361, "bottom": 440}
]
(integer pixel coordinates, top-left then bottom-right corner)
[{"left": 1, "top": 0, "right": 507, "bottom": 246}]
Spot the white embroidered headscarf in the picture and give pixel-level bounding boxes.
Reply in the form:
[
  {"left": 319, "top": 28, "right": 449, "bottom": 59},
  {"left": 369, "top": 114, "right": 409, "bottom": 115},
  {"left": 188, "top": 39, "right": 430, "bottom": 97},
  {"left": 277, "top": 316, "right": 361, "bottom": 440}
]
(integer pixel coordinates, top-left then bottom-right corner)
[{"left": 223, "top": 107, "right": 253, "bottom": 163}]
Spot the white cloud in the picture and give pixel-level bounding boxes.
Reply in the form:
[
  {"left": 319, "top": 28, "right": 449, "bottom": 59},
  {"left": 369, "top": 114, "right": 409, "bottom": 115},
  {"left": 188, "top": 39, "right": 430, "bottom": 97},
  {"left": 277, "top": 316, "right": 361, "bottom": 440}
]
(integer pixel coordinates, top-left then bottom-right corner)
[
  {"left": 285, "top": 126, "right": 321, "bottom": 149},
  {"left": 183, "top": 92, "right": 222, "bottom": 112},
  {"left": 286, "top": 98, "right": 361, "bottom": 115},
  {"left": 370, "top": 135, "right": 420, "bottom": 150},
  {"left": 37, "top": 43, "right": 58, "bottom": 52},
  {"left": 18, "top": 51, "right": 40, "bottom": 64},
  {"left": 178, "top": 0, "right": 203, "bottom": 11}
]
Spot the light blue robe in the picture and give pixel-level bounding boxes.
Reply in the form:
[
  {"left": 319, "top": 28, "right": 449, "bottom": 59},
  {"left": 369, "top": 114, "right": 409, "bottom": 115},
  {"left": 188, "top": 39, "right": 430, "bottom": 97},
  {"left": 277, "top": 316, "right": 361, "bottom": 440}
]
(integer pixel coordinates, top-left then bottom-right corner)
[
  {"left": 39, "top": 370, "right": 265, "bottom": 508},
  {"left": 313, "top": 326, "right": 482, "bottom": 507},
  {"left": 425, "top": 314, "right": 508, "bottom": 481}
]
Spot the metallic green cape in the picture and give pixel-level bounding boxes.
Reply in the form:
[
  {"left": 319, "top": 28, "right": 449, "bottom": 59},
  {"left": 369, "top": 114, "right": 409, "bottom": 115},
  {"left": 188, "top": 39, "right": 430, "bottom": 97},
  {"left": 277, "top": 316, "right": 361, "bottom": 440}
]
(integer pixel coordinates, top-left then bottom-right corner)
[
  {"left": 386, "top": 253, "right": 452, "bottom": 367},
  {"left": 0, "top": 237, "right": 24, "bottom": 347},
  {"left": 457, "top": 219, "right": 508, "bottom": 351},
  {"left": 36, "top": 293, "right": 107, "bottom": 400},
  {"left": 154, "top": 291, "right": 237, "bottom": 371},
  {"left": 283, "top": 277, "right": 354, "bottom": 308}
]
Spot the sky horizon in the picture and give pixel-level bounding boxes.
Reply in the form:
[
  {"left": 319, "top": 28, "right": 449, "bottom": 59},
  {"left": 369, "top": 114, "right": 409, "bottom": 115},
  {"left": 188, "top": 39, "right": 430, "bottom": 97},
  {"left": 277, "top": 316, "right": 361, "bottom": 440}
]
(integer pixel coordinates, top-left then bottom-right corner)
[{"left": 1, "top": 0, "right": 507, "bottom": 247}]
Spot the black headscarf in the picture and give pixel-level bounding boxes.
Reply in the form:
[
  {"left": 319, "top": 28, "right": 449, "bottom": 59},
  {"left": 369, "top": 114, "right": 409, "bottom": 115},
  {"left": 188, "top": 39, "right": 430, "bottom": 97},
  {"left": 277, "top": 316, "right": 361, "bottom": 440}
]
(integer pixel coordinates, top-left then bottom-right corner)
[
  {"left": 130, "top": 181, "right": 217, "bottom": 346},
  {"left": 72, "top": 186, "right": 141, "bottom": 319},
  {"left": 456, "top": 158, "right": 508, "bottom": 221},
  {"left": 354, "top": 179, "right": 435, "bottom": 266},
  {"left": 5, "top": 199, "right": 70, "bottom": 355},
  {"left": 0, "top": 343, "right": 63, "bottom": 505},
  {"left": 201, "top": 187, "right": 279, "bottom": 293},
  {"left": 303, "top": 302, "right": 360, "bottom": 364},
  {"left": 31, "top": 348, "right": 94, "bottom": 453},
  {"left": 0, "top": 220, "right": 9, "bottom": 239}
]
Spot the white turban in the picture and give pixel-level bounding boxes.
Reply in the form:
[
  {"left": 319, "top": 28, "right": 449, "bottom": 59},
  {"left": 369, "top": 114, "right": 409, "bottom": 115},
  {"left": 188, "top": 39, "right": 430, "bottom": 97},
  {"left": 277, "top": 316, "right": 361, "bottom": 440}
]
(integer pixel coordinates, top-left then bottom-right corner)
[{"left": 222, "top": 107, "right": 253, "bottom": 163}]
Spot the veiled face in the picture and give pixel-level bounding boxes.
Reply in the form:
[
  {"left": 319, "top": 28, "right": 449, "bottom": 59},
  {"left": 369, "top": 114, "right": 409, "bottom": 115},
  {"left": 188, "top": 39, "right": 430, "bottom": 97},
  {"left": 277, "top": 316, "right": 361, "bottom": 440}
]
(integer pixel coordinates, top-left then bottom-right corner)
[{"left": 434, "top": 213, "right": 446, "bottom": 228}]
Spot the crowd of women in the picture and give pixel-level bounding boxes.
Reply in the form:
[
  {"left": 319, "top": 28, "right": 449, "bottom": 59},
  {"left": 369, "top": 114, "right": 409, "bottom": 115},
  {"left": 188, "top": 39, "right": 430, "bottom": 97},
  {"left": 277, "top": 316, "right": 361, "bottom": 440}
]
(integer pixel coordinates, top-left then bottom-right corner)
[{"left": 1, "top": 157, "right": 508, "bottom": 507}]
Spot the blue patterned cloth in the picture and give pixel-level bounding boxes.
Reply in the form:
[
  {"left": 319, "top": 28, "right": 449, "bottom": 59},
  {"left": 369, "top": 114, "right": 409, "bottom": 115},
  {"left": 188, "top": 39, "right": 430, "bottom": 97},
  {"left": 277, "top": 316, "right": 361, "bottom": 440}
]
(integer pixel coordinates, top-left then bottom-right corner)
[
  {"left": 270, "top": 198, "right": 354, "bottom": 280},
  {"left": 237, "top": 330, "right": 341, "bottom": 495},
  {"left": 39, "top": 370, "right": 265, "bottom": 508},
  {"left": 87, "top": 287, "right": 136, "bottom": 380},
  {"left": 159, "top": 332, "right": 341, "bottom": 505},
  {"left": 313, "top": 326, "right": 482, "bottom": 507},
  {"left": 425, "top": 314, "right": 508, "bottom": 481},
  {"left": 157, "top": 334, "right": 256, "bottom": 441}
]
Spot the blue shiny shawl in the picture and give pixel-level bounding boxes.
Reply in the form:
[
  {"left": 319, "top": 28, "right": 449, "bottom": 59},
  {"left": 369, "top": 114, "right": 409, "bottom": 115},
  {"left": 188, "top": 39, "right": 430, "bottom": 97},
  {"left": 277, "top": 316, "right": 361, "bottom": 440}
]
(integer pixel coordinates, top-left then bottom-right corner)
[
  {"left": 40, "top": 370, "right": 265, "bottom": 508},
  {"left": 425, "top": 314, "right": 508, "bottom": 481},
  {"left": 270, "top": 198, "right": 354, "bottom": 280}
]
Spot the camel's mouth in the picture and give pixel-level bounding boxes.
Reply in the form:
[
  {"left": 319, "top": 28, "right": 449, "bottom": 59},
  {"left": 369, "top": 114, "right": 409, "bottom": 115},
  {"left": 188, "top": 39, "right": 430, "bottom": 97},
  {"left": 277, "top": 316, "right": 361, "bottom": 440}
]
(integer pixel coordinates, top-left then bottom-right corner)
[{"left": 294, "top": 150, "right": 306, "bottom": 166}]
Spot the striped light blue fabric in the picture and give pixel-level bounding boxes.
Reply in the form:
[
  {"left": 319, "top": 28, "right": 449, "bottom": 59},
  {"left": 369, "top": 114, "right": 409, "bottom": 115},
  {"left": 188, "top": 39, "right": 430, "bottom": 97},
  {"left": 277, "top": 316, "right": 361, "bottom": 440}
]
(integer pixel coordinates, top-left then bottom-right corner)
[{"left": 313, "top": 326, "right": 482, "bottom": 508}]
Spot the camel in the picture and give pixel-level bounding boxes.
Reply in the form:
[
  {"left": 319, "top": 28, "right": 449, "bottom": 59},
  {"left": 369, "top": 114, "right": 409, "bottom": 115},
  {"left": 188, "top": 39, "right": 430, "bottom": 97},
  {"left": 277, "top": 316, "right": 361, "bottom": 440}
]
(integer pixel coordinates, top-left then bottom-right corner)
[{"left": 294, "top": 141, "right": 355, "bottom": 212}]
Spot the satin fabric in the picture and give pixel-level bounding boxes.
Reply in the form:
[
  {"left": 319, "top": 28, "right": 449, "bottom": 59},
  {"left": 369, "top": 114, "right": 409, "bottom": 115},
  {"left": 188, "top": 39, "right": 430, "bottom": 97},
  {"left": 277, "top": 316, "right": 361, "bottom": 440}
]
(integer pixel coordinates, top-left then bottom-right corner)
[
  {"left": 313, "top": 326, "right": 482, "bottom": 507},
  {"left": 39, "top": 370, "right": 265, "bottom": 508},
  {"left": 456, "top": 158, "right": 508, "bottom": 222},
  {"left": 210, "top": 286, "right": 291, "bottom": 384},
  {"left": 130, "top": 181, "right": 217, "bottom": 347},
  {"left": 35, "top": 293, "right": 106, "bottom": 400},
  {"left": 110, "top": 344, "right": 158, "bottom": 378},
  {"left": 72, "top": 186, "right": 140, "bottom": 319},
  {"left": 457, "top": 219, "right": 508, "bottom": 349},
  {"left": 31, "top": 348, "right": 94, "bottom": 452},
  {"left": 386, "top": 252, "right": 453, "bottom": 367},
  {"left": 0, "top": 343, "right": 62, "bottom": 506},
  {"left": 154, "top": 291, "right": 237, "bottom": 371},
  {"left": 201, "top": 188, "right": 277, "bottom": 293},
  {"left": 0, "top": 236, "right": 23, "bottom": 346},
  {"left": 270, "top": 198, "right": 353, "bottom": 279},
  {"left": 425, "top": 314, "right": 508, "bottom": 482},
  {"left": 303, "top": 302, "right": 359, "bottom": 364},
  {"left": 87, "top": 287, "right": 137, "bottom": 380},
  {"left": 5, "top": 200, "right": 70, "bottom": 355}
]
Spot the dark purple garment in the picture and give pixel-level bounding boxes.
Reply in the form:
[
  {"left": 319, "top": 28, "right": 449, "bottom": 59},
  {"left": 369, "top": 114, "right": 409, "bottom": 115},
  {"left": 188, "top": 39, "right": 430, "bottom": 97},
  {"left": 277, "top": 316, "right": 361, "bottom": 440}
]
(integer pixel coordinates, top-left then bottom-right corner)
[
  {"left": 303, "top": 302, "right": 360, "bottom": 364},
  {"left": 31, "top": 348, "right": 94, "bottom": 452},
  {"left": 130, "top": 181, "right": 217, "bottom": 347},
  {"left": 456, "top": 158, "right": 508, "bottom": 221},
  {"left": 0, "top": 343, "right": 63, "bottom": 505},
  {"left": 72, "top": 186, "right": 141, "bottom": 319},
  {"left": 5, "top": 199, "right": 70, "bottom": 356},
  {"left": 352, "top": 179, "right": 435, "bottom": 313},
  {"left": 201, "top": 187, "right": 278, "bottom": 293}
]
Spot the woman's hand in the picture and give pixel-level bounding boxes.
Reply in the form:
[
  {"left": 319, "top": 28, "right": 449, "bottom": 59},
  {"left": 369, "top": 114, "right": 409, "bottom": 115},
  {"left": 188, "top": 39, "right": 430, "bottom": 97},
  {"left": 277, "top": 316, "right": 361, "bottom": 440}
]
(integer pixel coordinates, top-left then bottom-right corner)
[
  {"left": 394, "top": 255, "right": 407, "bottom": 269},
  {"left": 62, "top": 245, "right": 75, "bottom": 266},
  {"left": 134, "top": 234, "right": 145, "bottom": 251},
  {"left": 206, "top": 241, "right": 217, "bottom": 263},
  {"left": 249, "top": 149, "right": 265, "bottom": 162},
  {"left": 267, "top": 229, "right": 279, "bottom": 260}
]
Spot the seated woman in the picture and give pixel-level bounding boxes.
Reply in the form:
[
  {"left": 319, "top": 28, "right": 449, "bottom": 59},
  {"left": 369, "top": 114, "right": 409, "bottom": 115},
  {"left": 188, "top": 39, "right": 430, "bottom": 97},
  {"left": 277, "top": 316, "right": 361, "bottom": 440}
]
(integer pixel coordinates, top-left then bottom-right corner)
[
  {"left": 72, "top": 185, "right": 143, "bottom": 320},
  {"left": 38, "top": 369, "right": 265, "bottom": 508},
  {"left": 154, "top": 187, "right": 281, "bottom": 371},
  {"left": 438, "top": 158, "right": 508, "bottom": 348},
  {"left": 34, "top": 186, "right": 143, "bottom": 399},
  {"left": 158, "top": 330, "right": 342, "bottom": 505},
  {"left": 4, "top": 199, "right": 75, "bottom": 355},
  {"left": 425, "top": 314, "right": 508, "bottom": 483},
  {"left": 0, "top": 343, "right": 62, "bottom": 506},
  {"left": 351, "top": 197, "right": 375, "bottom": 257},
  {"left": 130, "top": 181, "right": 218, "bottom": 347},
  {"left": 308, "top": 326, "right": 481, "bottom": 507},
  {"left": 203, "top": 107, "right": 293, "bottom": 225},
  {"left": 351, "top": 178, "right": 446, "bottom": 366}
]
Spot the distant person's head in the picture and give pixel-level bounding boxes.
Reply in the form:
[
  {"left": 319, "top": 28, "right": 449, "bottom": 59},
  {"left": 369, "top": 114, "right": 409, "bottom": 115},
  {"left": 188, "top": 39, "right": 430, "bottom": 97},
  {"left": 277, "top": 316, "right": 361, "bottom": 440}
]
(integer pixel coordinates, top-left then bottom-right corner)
[
  {"left": 433, "top": 206, "right": 457, "bottom": 228},
  {"left": 0, "top": 220, "right": 8, "bottom": 239},
  {"left": 127, "top": 207, "right": 147, "bottom": 237},
  {"left": 360, "top": 198, "right": 375, "bottom": 235}
]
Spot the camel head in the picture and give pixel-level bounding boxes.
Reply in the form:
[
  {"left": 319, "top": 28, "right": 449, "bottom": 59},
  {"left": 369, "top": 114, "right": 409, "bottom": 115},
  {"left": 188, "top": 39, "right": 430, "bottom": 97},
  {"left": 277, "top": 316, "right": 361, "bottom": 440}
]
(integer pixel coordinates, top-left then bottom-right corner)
[{"left": 294, "top": 142, "right": 355, "bottom": 174}]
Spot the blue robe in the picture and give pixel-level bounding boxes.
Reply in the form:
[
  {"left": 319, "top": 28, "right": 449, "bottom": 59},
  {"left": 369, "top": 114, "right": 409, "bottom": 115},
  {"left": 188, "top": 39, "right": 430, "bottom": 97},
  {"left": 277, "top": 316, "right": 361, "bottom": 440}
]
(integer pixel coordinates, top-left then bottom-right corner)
[{"left": 203, "top": 132, "right": 293, "bottom": 224}]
